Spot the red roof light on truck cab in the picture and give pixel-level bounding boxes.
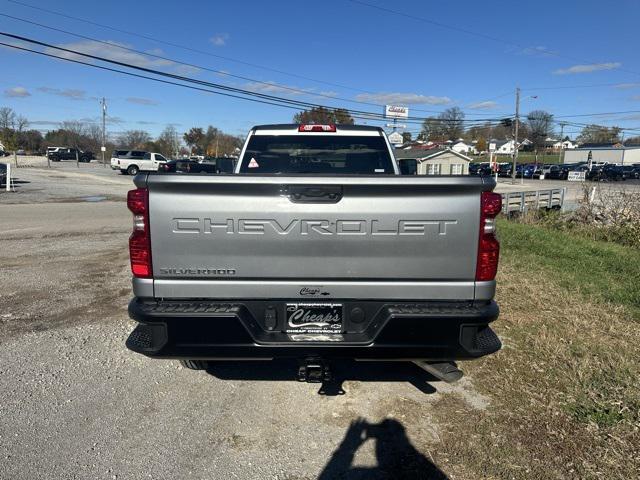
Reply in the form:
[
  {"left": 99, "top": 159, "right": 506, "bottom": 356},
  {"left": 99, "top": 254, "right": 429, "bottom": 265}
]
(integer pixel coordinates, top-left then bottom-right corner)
[
  {"left": 298, "top": 124, "right": 336, "bottom": 132},
  {"left": 476, "top": 191, "right": 502, "bottom": 282},
  {"left": 127, "top": 188, "right": 152, "bottom": 278}
]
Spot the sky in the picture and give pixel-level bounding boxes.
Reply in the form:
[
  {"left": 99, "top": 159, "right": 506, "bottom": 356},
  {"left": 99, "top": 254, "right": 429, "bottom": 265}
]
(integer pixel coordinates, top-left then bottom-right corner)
[{"left": 1, "top": 0, "right": 640, "bottom": 141}]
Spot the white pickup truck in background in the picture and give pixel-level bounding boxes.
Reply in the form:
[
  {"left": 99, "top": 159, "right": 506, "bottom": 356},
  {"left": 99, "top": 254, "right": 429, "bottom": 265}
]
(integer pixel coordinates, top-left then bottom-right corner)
[{"left": 110, "top": 150, "right": 168, "bottom": 175}]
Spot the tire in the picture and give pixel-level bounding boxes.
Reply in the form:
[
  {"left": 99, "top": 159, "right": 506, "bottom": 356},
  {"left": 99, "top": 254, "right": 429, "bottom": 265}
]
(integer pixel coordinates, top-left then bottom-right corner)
[
  {"left": 127, "top": 165, "right": 139, "bottom": 175},
  {"left": 180, "top": 360, "right": 209, "bottom": 370}
]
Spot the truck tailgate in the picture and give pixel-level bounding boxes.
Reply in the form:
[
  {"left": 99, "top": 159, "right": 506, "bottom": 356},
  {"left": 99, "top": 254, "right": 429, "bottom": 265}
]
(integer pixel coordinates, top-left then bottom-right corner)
[{"left": 142, "top": 175, "right": 494, "bottom": 300}]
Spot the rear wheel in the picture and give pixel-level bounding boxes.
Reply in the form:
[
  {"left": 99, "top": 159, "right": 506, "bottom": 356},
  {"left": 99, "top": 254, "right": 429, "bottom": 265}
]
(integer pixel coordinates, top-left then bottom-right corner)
[
  {"left": 127, "top": 165, "right": 139, "bottom": 175},
  {"left": 180, "top": 360, "right": 209, "bottom": 370}
]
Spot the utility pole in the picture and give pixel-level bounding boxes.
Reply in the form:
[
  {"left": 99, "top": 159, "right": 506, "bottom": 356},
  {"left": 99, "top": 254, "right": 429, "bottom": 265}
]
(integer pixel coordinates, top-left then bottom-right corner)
[
  {"left": 511, "top": 87, "right": 520, "bottom": 184},
  {"left": 558, "top": 122, "right": 565, "bottom": 164},
  {"left": 101, "top": 97, "right": 107, "bottom": 167}
]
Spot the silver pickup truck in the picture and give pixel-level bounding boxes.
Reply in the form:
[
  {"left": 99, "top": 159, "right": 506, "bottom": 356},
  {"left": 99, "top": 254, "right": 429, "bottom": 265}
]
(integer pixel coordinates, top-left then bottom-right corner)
[{"left": 126, "top": 124, "right": 502, "bottom": 382}]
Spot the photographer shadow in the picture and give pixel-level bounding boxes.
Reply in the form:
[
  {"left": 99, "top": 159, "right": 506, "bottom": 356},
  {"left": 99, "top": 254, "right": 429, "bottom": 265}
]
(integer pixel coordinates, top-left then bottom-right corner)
[{"left": 319, "top": 418, "right": 449, "bottom": 480}]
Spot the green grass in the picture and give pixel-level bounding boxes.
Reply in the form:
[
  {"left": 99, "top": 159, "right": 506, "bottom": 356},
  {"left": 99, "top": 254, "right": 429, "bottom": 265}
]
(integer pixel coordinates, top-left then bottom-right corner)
[
  {"left": 498, "top": 219, "right": 640, "bottom": 319},
  {"left": 430, "top": 220, "right": 640, "bottom": 479}
]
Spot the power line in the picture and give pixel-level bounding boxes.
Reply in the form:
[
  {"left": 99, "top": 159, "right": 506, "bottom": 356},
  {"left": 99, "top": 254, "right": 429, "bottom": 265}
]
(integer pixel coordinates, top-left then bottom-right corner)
[
  {"left": 0, "top": 12, "right": 508, "bottom": 117},
  {"left": 0, "top": 40, "right": 500, "bottom": 129},
  {"left": 4, "top": 0, "right": 382, "bottom": 95},
  {"left": 0, "top": 11, "right": 515, "bottom": 118},
  {"left": 0, "top": 31, "right": 512, "bottom": 125},
  {"left": 9, "top": 32, "right": 640, "bottom": 132}
]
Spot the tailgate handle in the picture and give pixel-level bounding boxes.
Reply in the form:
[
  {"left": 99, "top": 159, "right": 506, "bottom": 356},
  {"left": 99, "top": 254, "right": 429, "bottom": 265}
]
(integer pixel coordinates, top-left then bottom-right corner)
[{"left": 287, "top": 185, "right": 343, "bottom": 203}]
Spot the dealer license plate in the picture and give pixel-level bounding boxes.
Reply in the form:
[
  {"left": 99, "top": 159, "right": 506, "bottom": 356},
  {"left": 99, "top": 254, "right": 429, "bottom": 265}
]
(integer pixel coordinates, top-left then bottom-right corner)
[{"left": 285, "top": 303, "right": 343, "bottom": 334}]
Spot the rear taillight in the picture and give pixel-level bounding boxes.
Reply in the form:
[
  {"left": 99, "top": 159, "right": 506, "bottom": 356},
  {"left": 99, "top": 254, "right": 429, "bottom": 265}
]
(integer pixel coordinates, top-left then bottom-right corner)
[
  {"left": 476, "top": 191, "right": 502, "bottom": 281},
  {"left": 298, "top": 124, "right": 336, "bottom": 132},
  {"left": 127, "top": 188, "right": 152, "bottom": 278}
]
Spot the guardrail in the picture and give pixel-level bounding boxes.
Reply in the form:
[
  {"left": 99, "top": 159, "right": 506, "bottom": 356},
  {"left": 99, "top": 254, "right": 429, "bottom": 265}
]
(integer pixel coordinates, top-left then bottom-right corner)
[{"left": 501, "top": 188, "right": 566, "bottom": 215}]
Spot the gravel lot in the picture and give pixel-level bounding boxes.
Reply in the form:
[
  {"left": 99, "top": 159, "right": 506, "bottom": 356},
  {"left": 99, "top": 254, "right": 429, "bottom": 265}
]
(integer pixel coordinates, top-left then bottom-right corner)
[{"left": 0, "top": 162, "right": 487, "bottom": 480}]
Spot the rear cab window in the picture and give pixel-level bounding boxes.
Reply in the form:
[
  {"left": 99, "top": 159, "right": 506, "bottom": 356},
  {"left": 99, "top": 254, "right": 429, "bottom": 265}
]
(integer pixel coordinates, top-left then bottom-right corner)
[{"left": 239, "top": 128, "right": 395, "bottom": 174}]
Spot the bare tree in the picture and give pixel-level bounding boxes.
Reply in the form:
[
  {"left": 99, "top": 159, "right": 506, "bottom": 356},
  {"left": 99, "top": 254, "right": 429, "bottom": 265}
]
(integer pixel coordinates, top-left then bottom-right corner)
[
  {"left": 439, "top": 107, "right": 465, "bottom": 141},
  {"left": 85, "top": 124, "right": 104, "bottom": 153},
  {"left": 118, "top": 129, "right": 152, "bottom": 150},
  {"left": 577, "top": 124, "right": 622, "bottom": 144},
  {"left": 15, "top": 115, "right": 28, "bottom": 133},
  {"left": 419, "top": 117, "right": 445, "bottom": 142},
  {"left": 293, "top": 107, "right": 355, "bottom": 125},
  {"left": 156, "top": 125, "right": 181, "bottom": 158},
  {"left": 0, "top": 107, "right": 15, "bottom": 131},
  {"left": 526, "top": 110, "right": 554, "bottom": 152}
]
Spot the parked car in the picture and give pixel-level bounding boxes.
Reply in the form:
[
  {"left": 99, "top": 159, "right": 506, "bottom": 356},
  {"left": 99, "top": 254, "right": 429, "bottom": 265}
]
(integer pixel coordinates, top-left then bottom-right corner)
[
  {"left": 497, "top": 163, "right": 512, "bottom": 177},
  {"left": 110, "top": 150, "right": 168, "bottom": 175},
  {"left": 620, "top": 165, "right": 640, "bottom": 180},
  {"left": 159, "top": 159, "right": 217, "bottom": 173},
  {"left": 515, "top": 164, "right": 540, "bottom": 178},
  {"left": 0, "top": 162, "right": 7, "bottom": 186},
  {"left": 601, "top": 165, "right": 625, "bottom": 181},
  {"left": 47, "top": 147, "right": 93, "bottom": 162},
  {"left": 125, "top": 123, "right": 502, "bottom": 381},
  {"left": 546, "top": 163, "right": 578, "bottom": 180},
  {"left": 469, "top": 162, "right": 492, "bottom": 175}
]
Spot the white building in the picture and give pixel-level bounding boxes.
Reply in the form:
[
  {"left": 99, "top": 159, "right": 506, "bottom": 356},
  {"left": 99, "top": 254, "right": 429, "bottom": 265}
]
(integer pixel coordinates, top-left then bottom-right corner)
[
  {"left": 546, "top": 138, "right": 576, "bottom": 150},
  {"left": 450, "top": 140, "right": 476, "bottom": 155},
  {"left": 563, "top": 146, "right": 640, "bottom": 165},
  {"left": 495, "top": 140, "right": 515, "bottom": 155}
]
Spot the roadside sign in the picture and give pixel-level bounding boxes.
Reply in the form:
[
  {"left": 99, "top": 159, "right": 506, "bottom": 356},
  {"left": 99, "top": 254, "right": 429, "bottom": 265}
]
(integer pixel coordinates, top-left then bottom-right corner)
[
  {"left": 567, "top": 171, "right": 585, "bottom": 182},
  {"left": 101, "top": 146, "right": 106, "bottom": 152},
  {"left": 388, "top": 131, "right": 404, "bottom": 145},
  {"left": 489, "top": 142, "right": 496, "bottom": 152},
  {"left": 384, "top": 105, "right": 409, "bottom": 119}
]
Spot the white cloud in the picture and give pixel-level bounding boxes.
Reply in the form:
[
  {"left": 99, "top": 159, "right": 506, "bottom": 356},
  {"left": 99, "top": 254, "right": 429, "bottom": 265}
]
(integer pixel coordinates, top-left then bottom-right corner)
[
  {"left": 354, "top": 92, "right": 451, "bottom": 105},
  {"left": 43, "top": 40, "right": 199, "bottom": 74},
  {"left": 553, "top": 62, "right": 621, "bottom": 75},
  {"left": 4, "top": 86, "right": 30, "bottom": 98},
  {"left": 210, "top": 33, "right": 229, "bottom": 47},
  {"left": 38, "top": 87, "right": 86, "bottom": 100},
  {"left": 468, "top": 101, "right": 498, "bottom": 110},
  {"left": 615, "top": 82, "right": 640, "bottom": 89},
  {"left": 126, "top": 97, "right": 159, "bottom": 106}
]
